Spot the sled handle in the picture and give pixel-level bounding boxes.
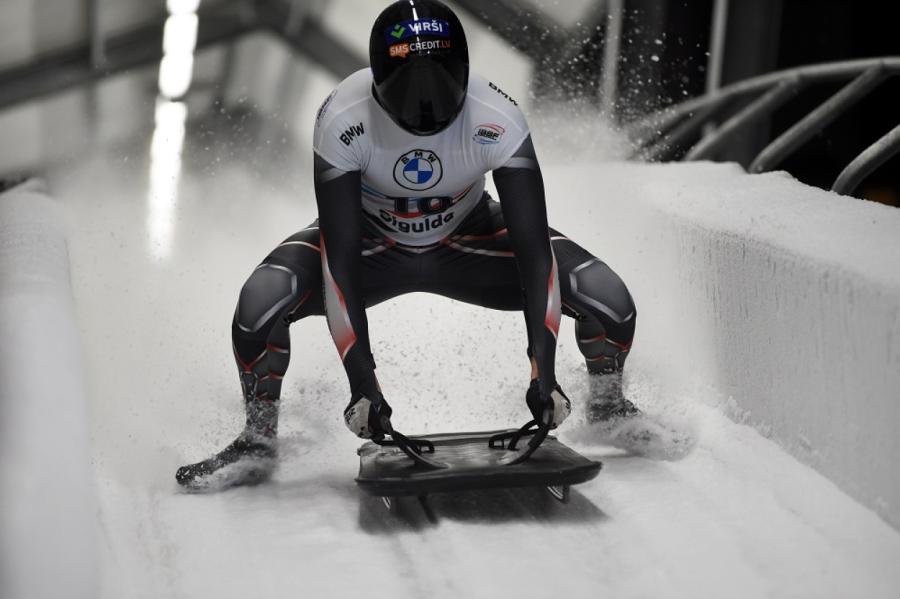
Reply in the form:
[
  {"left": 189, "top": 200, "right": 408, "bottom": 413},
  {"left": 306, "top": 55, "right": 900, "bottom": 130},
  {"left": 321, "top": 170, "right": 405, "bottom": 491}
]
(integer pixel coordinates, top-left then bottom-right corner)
[
  {"left": 488, "top": 420, "right": 541, "bottom": 450},
  {"left": 373, "top": 423, "right": 447, "bottom": 469},
  {"left": 373, "top": 433, "right": 435, "bottom": 454},
  {"left": 496, "top": 420, "right": 551, "bottom": 465},
  {"left": 488, "top": 401, "right": 556, "bottom": 465}
]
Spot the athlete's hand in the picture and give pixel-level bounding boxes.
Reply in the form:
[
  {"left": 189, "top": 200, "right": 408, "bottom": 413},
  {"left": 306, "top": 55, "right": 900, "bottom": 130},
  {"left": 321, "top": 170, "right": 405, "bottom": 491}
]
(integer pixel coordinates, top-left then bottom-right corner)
[
  {"left": 525, "top": 379, "right": 571, "bottom": 429},
  {"left": 343, "top": 391, "right": 393, "bottom": 439}
]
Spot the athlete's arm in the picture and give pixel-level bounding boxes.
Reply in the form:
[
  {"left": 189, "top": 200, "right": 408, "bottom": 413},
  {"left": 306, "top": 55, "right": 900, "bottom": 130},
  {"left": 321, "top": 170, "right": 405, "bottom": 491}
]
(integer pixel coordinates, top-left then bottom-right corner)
[
  {"left": 492, "top": 135, "right": 561, "bottom": 399},
  {"left": 314, "top": 153, "right": 383, "bottom": 407}
]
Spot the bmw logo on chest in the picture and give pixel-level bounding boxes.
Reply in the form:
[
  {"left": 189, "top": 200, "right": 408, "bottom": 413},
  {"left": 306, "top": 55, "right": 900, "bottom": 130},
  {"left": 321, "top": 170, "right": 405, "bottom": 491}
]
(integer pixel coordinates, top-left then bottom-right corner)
[{"left": 393, "top": 149, "right": 443, "bottom": 191}]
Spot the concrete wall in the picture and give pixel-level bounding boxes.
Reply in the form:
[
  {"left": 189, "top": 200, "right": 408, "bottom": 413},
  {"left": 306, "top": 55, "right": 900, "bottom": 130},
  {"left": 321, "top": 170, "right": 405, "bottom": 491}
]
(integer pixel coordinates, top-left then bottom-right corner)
[
  {"left": 552, "top": 161, "right": 900, "bottom": 528},
  {"left": 0, "top": 179, "right": 97, "bottom": 599}
]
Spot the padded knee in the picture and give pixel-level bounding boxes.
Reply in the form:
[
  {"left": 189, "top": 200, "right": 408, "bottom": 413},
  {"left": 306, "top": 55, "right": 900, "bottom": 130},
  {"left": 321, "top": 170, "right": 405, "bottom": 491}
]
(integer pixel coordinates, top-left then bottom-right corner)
[
  {"left": 235, "top": 263, "right": 300, "bottom": 334},
  {"left": 567, "top": 258, "right": 635, "bottom": 327},
  {"left": 566, "top": 258, "right": 637, "bottom": 374}
]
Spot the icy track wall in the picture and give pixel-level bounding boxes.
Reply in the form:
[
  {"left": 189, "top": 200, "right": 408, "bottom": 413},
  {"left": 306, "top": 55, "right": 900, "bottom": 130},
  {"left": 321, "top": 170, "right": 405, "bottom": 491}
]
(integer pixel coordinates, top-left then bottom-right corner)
[
  {"left": 551, "top": 162, "right": 900, "bottom": 528},
  {"left": 0, "top": 180, "right": 98, "bottom": 599}
]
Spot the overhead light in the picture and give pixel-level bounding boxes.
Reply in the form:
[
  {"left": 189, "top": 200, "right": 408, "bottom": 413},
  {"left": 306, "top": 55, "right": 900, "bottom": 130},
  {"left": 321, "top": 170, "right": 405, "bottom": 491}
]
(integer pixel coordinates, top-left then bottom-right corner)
[
  {"left": 147, "top": 99, "right": 188, "bottom": 260},
  {"left": 167, "top": 0, "right": 201, "bottom": 15},
  {"left": 163, "top": 13, "right": 198, "bottom": 56},
  {"left": 158, "top": 53, "right": 195, "bottom": 100},
  {"left": 149, "top": 0, "right": 199, "bottom": 259},
  {"left": 158, "top": 1, "right": 199, "bottom": 100}
]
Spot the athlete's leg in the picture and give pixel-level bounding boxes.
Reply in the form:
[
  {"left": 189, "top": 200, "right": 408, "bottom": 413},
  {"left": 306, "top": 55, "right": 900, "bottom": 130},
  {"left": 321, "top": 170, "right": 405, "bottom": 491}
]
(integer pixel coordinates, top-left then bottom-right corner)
[
  {"left": 178, "top": 224, "right": 426, "bottom": 488},
  {"left": 176, "top": 223, "right": 327, "bottom": 489},
  {"left": 549, "top": 234, "right": 636, "bottom": 374},
  {"left": 231, "top": 221, "right": 418, "bottom": 440},
  {"left": 231, "top": 223, "right": 324, "bottom": 439},
  {"left": 550, "top": 232, "right": 638, "bottom": 418}
]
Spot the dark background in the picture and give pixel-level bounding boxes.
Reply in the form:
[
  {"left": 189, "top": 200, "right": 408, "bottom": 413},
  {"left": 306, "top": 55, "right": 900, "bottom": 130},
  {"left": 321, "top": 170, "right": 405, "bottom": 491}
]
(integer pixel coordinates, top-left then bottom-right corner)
[{"left": 623, "top": 0, "right": 900, "bottom": 205}]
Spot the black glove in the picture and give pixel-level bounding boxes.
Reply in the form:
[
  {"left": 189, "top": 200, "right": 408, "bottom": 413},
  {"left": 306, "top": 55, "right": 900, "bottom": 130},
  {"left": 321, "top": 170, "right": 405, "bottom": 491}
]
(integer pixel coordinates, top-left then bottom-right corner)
[
  {"left": 343, "top": 391, "right": 393, "bottom": 439},
  {"left": 525, "top": 379, "right": 571, "bottom": 429}
]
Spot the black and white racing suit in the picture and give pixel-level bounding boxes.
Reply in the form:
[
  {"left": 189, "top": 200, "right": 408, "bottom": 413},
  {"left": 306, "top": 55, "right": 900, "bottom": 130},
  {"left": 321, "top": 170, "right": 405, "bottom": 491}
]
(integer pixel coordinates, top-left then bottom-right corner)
[{"left": 231, "top": 69, "right": 636, "bottom": 437}]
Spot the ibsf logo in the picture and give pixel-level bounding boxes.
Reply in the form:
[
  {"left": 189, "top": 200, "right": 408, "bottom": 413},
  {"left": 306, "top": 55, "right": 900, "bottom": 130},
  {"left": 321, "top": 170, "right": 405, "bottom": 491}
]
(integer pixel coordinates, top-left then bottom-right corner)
[
  {"left": 393, "top": 149, "right": 443, "bottom": 191},
  {"left": 385, "top": 18, "right": 450, "bottom": 43},
  {"left": 473, "top": 123, "right": 505, "bottom": 145}
]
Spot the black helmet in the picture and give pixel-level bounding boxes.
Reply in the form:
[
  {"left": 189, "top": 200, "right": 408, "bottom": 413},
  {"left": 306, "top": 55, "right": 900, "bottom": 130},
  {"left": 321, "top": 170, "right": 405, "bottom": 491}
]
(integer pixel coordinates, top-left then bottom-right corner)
[{"left": 370, "top": 0, "right": 469, "bottom": 136}]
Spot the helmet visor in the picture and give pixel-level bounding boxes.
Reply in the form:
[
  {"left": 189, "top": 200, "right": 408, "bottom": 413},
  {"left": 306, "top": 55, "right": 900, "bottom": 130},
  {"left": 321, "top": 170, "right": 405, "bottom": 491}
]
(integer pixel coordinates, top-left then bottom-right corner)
[{"left": 376, "top": 55, "right": 467, "bottom": 135}]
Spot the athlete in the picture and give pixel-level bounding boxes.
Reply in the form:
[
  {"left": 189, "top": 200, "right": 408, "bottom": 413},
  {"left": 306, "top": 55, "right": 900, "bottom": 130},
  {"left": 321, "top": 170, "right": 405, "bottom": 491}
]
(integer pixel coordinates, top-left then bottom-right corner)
[{"left": 176, "top": 0, "right": 638, "bottom": 489}]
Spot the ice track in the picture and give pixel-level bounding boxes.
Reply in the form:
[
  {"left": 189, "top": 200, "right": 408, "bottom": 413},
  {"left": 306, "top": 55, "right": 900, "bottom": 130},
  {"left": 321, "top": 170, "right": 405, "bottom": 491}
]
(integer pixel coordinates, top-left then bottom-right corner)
[{"left": 53, "top": 155, "right": 900, "bottom": 599}]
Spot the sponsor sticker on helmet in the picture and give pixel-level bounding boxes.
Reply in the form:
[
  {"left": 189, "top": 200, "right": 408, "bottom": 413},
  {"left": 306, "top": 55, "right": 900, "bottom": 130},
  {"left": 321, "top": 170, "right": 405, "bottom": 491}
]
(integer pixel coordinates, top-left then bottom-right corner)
[
  {"left": 389, "top": 44, "right": 408, "bottom": 58},
  {"left": 393, "top": 149, "right": 443, "bottom": 191},
  {"left": 389, "top": 39, "right": 451, "bottom": 58},
  {"left": 385, "top": 18, "right": 450, "bottom": 43},
  {"left": 473, "top": 123, "right": 505, "bottom": 144}
]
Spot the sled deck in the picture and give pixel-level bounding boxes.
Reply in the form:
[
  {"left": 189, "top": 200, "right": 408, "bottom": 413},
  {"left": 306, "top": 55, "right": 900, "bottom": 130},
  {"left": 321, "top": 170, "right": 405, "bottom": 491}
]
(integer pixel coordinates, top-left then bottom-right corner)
[{"left": 356, "top": 430, "right": 602, "bottom": 499}]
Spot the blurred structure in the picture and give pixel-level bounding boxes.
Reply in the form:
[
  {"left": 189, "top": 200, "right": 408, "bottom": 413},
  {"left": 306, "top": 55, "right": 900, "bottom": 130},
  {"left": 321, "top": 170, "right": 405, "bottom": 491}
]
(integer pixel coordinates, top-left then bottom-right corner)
[
  {"left": 627, "top": 2, "right": 900, "bottom": 206},
  {"left": 0, "top": 0, "right": 898, "bottom": 202},
  {"left": 631, "top": 59, "right": 900, "bottom": 198}
]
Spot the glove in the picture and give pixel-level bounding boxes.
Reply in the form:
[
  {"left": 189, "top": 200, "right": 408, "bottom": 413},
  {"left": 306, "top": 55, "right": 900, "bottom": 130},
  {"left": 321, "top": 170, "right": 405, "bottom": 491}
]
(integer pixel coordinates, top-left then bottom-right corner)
[
  {"left": 525, "top": 379, "right": 571, "bottom": 429},
  {"left": 343, "top": 392, "right": 393, "bottom": 439}
]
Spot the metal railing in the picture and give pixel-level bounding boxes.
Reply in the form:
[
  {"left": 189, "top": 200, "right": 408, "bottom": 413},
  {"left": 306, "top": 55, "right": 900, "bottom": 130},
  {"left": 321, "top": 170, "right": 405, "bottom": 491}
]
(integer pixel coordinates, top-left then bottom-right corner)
[{"left": 627, "top": 57, "right": 900, "bottom": 196}]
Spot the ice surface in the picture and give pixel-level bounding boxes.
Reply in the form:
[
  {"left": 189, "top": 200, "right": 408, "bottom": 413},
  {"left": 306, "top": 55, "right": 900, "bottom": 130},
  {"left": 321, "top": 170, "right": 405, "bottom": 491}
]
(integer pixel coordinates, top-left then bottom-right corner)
[{"left": 36, "top": 152, "right": 900, "bottom": 598}]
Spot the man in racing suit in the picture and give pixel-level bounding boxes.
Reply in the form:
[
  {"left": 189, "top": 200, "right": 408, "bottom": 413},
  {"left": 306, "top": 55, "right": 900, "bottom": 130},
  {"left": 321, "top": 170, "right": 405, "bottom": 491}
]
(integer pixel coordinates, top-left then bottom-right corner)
[{"left": 176, "top": 0, "right": 637, "bottom": 489}]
